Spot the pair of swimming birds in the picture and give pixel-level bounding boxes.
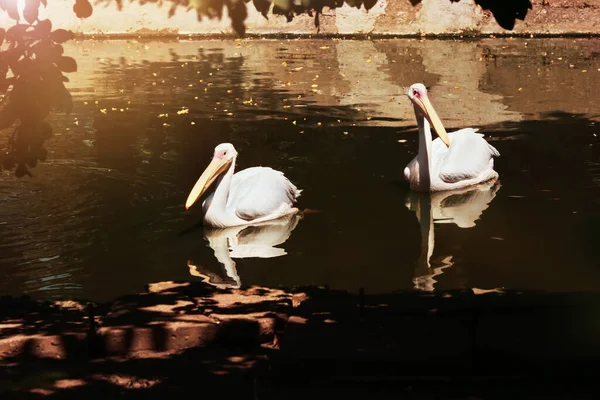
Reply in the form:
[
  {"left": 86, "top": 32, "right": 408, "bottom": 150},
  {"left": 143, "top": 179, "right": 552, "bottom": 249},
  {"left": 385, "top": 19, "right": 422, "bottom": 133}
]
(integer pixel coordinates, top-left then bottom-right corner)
[{"left": 184, "top": 83, "right": 500, "bottom": 228}]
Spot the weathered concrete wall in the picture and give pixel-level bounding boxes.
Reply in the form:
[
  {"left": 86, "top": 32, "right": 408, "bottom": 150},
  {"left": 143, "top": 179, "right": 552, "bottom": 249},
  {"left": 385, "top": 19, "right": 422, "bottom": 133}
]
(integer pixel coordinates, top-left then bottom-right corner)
[{"left": 3, "top": 0, "right": 600, "bottom": 36}]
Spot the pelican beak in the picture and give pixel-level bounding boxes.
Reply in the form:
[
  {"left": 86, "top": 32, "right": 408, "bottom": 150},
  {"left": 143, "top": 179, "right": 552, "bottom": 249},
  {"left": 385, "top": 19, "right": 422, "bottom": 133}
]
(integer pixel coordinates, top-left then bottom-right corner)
[
  {"left": 185, "top": 157, "right": 231, "bottom": 210},
  {"left": 413, "top": 95, "right": 450, "bottom": 147}
]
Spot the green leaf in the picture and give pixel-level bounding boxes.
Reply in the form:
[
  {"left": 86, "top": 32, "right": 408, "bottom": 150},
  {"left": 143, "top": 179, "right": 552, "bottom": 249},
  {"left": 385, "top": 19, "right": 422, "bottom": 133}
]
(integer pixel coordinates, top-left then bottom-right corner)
[
  {"left": 273, "top": 0, "right": 291, "bottom": 11},
  {"left": 73, "top": 0, "right": 93, "bottom": 19},
  {"left": 23, "top": 0, "right": 41, "bottom": 25},
  {"left": 0, "top": 77, "right": 15, "bottom": 93},
  {"left": 0, "top": 103, "right": 17, "bottom": 129},
  {"left": 364, "top": 0, "right": 377, "bottom": 11},
  {"left": 228, "top": 0, "right": 247, "bottom": 36},
  {"left": 56, "top": 56, "right": 77, "bottom": 73},
  {"left": 32, "top": 40, "right": 63, "bottom": 63},
  {"left": 252, "top": 0, "right": 270, "bottom": 19},
  {"left": 59, "top": 86, "right": 73, "bottom": 113},
  {"left": 6, "top": 24, "right": 30, "bottom": 41},
  {"left": 11, "top": 58, "right": 36, "bottom": 80},
  {"left": 1, "top": 0, "right": 20, "bottom": 21},
  {"left": 50, "top": 29, "right": 75, "bottom": 43},
  {"left": 36, "top": 19, "right": 52, "bottom": 36}
]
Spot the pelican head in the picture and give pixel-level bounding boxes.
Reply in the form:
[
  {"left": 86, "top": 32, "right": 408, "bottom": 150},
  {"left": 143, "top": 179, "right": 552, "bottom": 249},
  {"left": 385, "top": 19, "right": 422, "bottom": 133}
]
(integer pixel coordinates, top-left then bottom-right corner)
[
  {"left": 407, "top": 83, "right": 450, "bottom": 147},
  {"left": 185, "top": 143, "right": 238, "bottom": 210}
]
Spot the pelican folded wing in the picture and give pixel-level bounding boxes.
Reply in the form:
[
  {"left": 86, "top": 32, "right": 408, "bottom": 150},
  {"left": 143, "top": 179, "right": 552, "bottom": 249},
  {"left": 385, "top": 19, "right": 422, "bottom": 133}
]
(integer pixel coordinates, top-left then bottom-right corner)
[{"left": 439, "top": 128, "right": 500, "bottom": 184}]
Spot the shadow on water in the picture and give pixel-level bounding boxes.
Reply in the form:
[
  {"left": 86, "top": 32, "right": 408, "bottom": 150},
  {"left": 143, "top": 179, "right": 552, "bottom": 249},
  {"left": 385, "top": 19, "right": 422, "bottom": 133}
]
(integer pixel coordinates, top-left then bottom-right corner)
[
  {"left": 1, "top": 39, "right": 600, "bottom": 301},
  {"left": 3, "top": 281, "right": 600, "bottom": 399},
  {"left": 0, "top": 283, "right": 276, "bottom": 398},
  {"left": 436, "top": 111, "right": 600, "bottom": 292}
]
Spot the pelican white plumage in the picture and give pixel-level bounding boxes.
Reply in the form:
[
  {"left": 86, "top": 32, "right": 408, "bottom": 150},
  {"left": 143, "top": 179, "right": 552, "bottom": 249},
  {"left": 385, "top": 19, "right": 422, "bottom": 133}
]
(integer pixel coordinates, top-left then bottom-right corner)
[
  {"left": 404, "top": 83, "right": 500, "bottom": 192},
  {"left": 185, "top": 143, "right": 301, "bottom": 228}
]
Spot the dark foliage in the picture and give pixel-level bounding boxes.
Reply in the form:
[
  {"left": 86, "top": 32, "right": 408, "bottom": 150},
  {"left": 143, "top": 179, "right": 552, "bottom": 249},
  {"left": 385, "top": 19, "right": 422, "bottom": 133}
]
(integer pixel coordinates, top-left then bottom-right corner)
[
  {"left": 98, "top": 0, "right": 383, "bottom": 35},
  {"left": 194, "top": 0, "right": 532, "bottom": 35},
  {"left": 447, "top": 0, "right": 532, "bottom": 30},
  {"left": 2, "top": 285, "right": 600, "bottom": 398},
  {"left": 157, "top": 0, "right": 535, "bottom": 35},
  {"left": 0, "top": 0, "right": 92, "bottom": 176},
  {"left": 474, "top": 0, "right": 532, "bottom": 30}
]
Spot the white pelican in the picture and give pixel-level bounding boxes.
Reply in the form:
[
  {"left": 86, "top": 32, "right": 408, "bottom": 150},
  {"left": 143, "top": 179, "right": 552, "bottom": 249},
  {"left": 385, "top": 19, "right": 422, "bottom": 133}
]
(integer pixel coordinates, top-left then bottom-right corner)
[
  {"left": 404, "top": 83, "right": 500, "bottom": 192},
  {"left": 185, "top": 143, "right": 302, "bottom": 228},
  {"left": 405, "top": 179, "right": 501, "bottom": 291},
  {"left": 188, "top": 214, "right": 302, "bottom": 289}
]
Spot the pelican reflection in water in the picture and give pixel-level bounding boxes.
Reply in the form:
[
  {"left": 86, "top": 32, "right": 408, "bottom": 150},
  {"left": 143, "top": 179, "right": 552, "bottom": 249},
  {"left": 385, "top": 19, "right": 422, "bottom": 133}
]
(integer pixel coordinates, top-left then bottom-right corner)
[
  {"left": 405, "top": 179, "right": 501, "bottom": 291},
  {"left": 188, "top": 214, "right": 302, "bottom": 289}
]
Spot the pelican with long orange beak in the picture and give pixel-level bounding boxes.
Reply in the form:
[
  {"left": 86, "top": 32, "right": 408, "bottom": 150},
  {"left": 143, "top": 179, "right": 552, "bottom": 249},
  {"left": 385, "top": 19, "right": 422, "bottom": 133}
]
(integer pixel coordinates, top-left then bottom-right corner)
[
  {"left": 185, "top": 143, "right": 301, "bottom": 228},
  {"left": 404, "top": 83, "right": 500, "bottom": 191}
]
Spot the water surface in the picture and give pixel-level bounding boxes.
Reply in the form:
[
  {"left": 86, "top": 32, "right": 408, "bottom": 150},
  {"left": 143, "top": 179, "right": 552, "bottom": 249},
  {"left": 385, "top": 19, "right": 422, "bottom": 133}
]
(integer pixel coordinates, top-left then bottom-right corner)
[{"left": 1, "top": 38, "right": 599, "bottom": 301}]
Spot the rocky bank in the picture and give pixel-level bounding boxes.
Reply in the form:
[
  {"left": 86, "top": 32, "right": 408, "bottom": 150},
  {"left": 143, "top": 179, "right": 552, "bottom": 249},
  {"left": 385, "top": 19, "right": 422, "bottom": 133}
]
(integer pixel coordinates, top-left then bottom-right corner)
[{"left": 21, "top": 0, "right": 600, "bottom": 38}]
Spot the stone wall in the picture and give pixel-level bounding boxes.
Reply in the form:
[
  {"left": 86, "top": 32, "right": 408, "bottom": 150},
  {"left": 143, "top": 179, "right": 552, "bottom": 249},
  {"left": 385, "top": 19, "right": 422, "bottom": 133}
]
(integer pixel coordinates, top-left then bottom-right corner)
[{"left": 3, "top": 0, "right": 600, "bottom": 37}]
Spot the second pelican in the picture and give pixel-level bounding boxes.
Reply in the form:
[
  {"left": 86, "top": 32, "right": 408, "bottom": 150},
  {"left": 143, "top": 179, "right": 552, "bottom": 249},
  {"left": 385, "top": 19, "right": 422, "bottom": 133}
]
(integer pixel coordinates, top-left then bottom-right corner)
[
  {"left": 185, "top": 143, "right": 301, "bottom": 228},
  {"left": 404, "top": 83, "right": 500, "bottom": 192}
]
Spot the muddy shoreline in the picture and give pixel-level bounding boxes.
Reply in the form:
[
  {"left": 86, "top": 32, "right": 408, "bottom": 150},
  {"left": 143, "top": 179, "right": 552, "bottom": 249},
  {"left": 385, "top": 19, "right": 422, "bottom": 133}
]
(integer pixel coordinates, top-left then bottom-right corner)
[{"left": 74, "top": 32, "right": 600, "bottom": 40}]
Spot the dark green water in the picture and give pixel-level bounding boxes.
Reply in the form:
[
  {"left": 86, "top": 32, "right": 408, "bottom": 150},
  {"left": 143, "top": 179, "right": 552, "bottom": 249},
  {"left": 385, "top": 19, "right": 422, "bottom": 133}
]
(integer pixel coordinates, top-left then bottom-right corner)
[{"left": 1, "top": 38, "right": 599, "bottom": 301}]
